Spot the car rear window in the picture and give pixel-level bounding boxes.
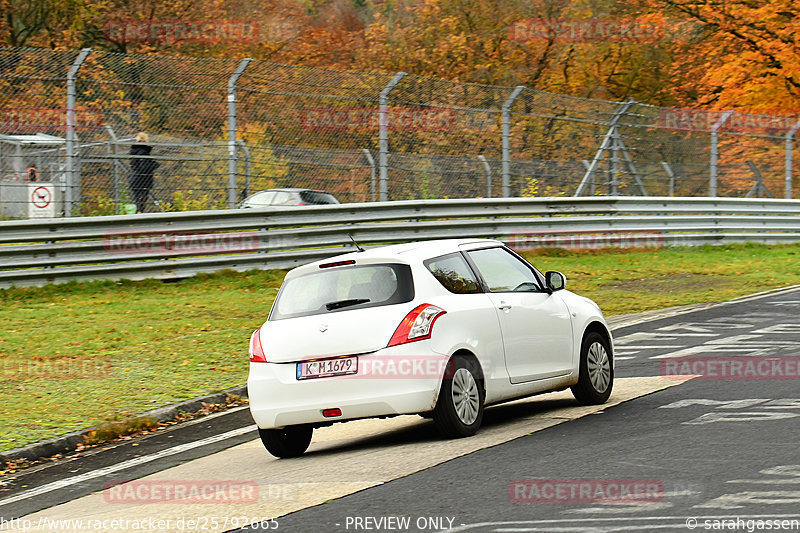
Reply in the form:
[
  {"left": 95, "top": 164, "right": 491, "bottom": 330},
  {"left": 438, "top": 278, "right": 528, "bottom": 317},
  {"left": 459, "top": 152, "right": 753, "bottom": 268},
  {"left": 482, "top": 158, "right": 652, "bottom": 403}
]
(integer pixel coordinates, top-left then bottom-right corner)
[
  {"left": 269, "top": 263, "right": 413, "bottom": 320},
  {"left": 299, "top": 191, "right": 339, "bottom": 204}
]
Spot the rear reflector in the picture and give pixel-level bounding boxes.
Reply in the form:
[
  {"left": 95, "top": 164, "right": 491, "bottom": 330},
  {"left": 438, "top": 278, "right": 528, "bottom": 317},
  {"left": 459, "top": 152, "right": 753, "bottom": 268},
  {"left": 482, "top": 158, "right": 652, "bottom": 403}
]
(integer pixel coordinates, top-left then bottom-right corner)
[
  {"left": 322, "top": 408, "right": 342, "bottom": 418},
  {"left": 319, "top": 260, "right": 356, "bottom": 269}
]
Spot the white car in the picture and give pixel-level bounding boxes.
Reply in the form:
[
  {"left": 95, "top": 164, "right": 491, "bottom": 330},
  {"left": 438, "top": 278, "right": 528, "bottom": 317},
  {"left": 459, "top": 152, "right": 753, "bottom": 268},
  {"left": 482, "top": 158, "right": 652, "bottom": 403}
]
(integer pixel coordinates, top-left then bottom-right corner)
[{"left": 248, "top": 239, "right": 613, "bottom": 458}]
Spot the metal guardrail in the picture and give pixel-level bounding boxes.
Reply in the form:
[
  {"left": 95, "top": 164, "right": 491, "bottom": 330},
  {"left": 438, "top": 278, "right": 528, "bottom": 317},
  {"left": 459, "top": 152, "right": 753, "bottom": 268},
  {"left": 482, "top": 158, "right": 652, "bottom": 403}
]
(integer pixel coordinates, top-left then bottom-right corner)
[{"left": 1, "top": 197, "right": 800, "bottom": 288}]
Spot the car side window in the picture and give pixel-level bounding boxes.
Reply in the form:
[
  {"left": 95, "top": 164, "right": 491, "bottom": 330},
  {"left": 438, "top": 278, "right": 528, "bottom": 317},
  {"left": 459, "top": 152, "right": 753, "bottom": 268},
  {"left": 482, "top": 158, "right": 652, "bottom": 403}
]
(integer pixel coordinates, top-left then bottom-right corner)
[
  {"left": 272, "top": 191, "right": 291, "bottom": 205},
  {"left": 424, "top": 253, "right": 482, "bottom": 294},
  {"left": 248, "top": 191, "right": 275, "bottom": 205},
  {"left": 466, "top": 247, "right": 542, "bottom": 293}
]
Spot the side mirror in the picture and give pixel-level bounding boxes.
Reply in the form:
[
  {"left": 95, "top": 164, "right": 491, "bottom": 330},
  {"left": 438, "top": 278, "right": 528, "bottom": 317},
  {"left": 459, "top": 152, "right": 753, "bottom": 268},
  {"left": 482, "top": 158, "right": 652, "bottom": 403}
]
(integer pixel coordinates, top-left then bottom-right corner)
[{"left": 545, "top": 271, "right": 567, "bottom": 292}]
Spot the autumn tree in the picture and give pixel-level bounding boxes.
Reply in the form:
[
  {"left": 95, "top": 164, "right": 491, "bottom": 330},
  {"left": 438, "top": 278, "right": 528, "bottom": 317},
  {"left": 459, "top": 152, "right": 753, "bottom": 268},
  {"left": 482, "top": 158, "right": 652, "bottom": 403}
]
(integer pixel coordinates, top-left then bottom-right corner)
[{"left": 648, "top": 0, "right": 800, "bottom": 112}]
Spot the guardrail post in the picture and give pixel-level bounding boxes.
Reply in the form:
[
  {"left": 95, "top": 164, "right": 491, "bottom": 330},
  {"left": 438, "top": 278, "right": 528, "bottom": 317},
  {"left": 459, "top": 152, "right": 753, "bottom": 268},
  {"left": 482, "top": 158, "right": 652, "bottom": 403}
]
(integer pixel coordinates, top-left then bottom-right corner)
[
  {"left": 785, "top": 119, "right": 800, "bottom": 199},
  {"left": 65, "top": 48, "right": 91, "bottom": 217},
  {"left": 710, "top": 110, "right": 734, "bottom": 197},
  {"left": 575, "top": 99, "right": 635, "bottom": 196},
  {"left": 378, "top": 72, "right": 407, "bottom": 202},
  {"left": 478, "top": 155, "right": 492, "bottom": 197},
  {"left": 227, "top": 58, "right": 252, "bottom": 209},
  {"left": 362, "top": 149, "right": 377, "bottom": 202},
  {"left": 502, "top": 86, "right": 525, "bottom": 198}
]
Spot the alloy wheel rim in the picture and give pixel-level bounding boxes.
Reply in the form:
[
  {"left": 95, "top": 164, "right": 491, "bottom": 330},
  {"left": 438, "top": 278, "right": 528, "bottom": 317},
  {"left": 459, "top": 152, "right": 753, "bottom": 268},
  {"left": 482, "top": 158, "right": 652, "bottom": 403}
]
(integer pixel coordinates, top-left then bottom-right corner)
[
  {"left": 452, "top": 367, "right": 480, "bottom": 425},
  {"left": 587, "top": 342, "right": 611, "bottom": 393}
]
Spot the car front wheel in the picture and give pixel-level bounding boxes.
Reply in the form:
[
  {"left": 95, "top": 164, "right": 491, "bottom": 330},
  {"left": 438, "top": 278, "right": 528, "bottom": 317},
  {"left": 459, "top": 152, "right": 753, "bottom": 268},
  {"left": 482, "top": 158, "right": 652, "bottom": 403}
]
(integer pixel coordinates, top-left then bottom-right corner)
[
  {"left": 258, "top": 425, "right": 313, "bottom": 458},
  {"left": 571, "top": 331, "right": 613, "bottom": 405},
  {"left": 432, "top": 356, "right": 484, "bottom": 438}
]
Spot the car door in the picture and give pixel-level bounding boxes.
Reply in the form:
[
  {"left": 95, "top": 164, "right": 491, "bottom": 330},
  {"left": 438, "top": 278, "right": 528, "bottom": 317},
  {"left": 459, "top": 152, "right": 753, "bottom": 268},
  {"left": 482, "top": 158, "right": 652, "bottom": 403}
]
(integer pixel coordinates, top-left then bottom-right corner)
[{"left": 464, "top": 246, "right": 573, "bottom": 384}]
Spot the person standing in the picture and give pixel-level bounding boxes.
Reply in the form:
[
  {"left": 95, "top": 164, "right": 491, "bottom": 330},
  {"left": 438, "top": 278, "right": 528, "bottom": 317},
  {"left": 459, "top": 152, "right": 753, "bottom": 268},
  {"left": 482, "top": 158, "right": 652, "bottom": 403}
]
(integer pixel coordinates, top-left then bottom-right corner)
[{"left": 128, "top": 132, "right": 159, "bottom": 213}]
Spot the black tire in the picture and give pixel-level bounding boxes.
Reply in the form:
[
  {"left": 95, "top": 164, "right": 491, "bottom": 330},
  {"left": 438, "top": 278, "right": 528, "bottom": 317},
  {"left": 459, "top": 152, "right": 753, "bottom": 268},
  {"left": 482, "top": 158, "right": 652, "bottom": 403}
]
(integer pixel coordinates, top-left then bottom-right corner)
[
  {"left": 258, "top": 425, "right": 313, "bottom": 458},
  {"left": 432, "top": 356, "right": 484, "bottom": 438},
  {"left": 571, "top": 331, "right": 613, "bottom": 405}
]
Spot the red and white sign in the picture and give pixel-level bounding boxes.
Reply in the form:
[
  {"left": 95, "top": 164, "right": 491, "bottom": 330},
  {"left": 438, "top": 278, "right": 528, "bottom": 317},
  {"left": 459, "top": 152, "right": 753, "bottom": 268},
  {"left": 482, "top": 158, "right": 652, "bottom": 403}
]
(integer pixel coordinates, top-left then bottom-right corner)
[{"left": 29, "top": 184, "right": 55, "bottom": 218}]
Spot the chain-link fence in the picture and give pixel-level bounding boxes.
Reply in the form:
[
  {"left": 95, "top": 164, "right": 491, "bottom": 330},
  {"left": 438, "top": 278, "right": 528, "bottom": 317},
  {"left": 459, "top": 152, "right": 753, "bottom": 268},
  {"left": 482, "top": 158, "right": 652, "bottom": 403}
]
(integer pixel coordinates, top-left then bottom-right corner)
[{"left": 1, "top": 46, "right": 799, "bottom": 217}]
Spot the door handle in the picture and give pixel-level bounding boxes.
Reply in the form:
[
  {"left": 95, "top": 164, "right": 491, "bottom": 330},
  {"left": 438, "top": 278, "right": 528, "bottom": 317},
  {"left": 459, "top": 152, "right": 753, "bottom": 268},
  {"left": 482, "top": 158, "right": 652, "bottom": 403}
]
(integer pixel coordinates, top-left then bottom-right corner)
[{"left": 499, "top": 302, "right": 512, "bottom": 311}]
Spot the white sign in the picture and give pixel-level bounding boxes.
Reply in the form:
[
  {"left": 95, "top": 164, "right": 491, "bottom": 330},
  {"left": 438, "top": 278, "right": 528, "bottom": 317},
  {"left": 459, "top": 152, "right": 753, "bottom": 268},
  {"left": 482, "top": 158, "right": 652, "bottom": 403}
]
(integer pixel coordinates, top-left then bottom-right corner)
[{"left": 29, "top": 183, "right": 55, "bottom": 218}]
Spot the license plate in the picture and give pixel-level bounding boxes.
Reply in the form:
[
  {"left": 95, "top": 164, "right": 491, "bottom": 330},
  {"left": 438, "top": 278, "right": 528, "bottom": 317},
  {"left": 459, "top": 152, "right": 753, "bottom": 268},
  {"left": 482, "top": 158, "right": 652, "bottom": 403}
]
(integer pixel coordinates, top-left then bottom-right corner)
[{"left": 297, "top": 356, "right": 358, "bottom": 380}]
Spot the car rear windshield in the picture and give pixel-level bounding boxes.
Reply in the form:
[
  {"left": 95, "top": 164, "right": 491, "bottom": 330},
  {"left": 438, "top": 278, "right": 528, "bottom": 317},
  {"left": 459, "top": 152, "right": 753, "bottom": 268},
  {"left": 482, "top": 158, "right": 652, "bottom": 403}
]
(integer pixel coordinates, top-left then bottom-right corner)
[
  {"left": 269, "top": 263, "right": 413, "bottom": 320},
  {"left": 299, "top": 191, "right": 339, "bottom": 204}
]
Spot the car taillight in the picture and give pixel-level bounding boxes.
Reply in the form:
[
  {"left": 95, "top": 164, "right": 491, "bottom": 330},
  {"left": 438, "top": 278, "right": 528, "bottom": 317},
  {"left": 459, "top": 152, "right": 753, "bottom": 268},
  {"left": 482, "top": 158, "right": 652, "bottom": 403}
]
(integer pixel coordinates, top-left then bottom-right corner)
[
  {"left": 387, "top": 304, "right": 446, "bottom": 347},
  {"left": 249, "top": 328, "right": 268, "bottom": 363}
]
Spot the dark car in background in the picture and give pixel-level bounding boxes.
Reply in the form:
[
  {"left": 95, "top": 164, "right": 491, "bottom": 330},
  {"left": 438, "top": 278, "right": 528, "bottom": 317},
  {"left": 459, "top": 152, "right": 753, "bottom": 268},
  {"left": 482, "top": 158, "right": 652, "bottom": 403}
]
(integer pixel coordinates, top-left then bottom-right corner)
[{"left": 239, "top": 188, "right": 340, "bottom": 208}]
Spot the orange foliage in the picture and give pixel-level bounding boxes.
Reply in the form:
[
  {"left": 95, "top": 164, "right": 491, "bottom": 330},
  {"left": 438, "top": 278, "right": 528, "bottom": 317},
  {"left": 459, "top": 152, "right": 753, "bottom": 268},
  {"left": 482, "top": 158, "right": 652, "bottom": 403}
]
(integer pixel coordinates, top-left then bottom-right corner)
[{"left": 1, "top": 0, "right": 799, "bottom": 113}]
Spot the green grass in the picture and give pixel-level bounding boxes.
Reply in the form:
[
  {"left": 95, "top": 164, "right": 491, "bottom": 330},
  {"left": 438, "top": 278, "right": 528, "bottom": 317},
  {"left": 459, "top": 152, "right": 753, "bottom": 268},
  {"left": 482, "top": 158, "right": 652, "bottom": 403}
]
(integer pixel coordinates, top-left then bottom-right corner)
[
  {"left": 0, "top": 269, "right": 285, "bottom": 453},
  {"left": 521, "top": 242, "right": 800, "bottom": 316},
  {"left": 1, "top": 243, "right": 799, "bottom": 452}
]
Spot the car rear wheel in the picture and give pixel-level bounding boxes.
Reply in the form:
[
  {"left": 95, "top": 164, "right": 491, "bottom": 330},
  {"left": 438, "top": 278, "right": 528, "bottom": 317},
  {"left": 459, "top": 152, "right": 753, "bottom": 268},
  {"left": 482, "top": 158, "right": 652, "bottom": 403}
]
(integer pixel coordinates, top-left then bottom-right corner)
[
  {"left": 258, "top": 425, "right": 313, "bottom": 458},
  {"left": 432, "top": 357, "right": 484, "bottom": 438},
  {"left": 571, "top": 332, "right": 613, "bottom": 405}
]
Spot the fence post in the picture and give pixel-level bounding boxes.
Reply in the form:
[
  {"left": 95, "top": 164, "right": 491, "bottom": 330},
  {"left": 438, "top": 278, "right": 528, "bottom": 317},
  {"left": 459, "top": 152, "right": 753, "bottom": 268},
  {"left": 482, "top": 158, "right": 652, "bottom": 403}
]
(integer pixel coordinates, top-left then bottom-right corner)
[
  {"left": 502, "top": 86, "right": 525, "bottom": 198},
  {"left": 710, "top": 110, "right": 734, "bottom": 197},
  {"left": 478, "top": 155, "right": 491, "bottom": 197},
  {"left": 362, "top": 149, "right": 377, "bottom": 202},
  {"left": 661, "top": 162, "right": 676, "bottom": 196},
  {"left": 575, "top": 98, "right": 635, "bottom": 196},
  {"left": 378, "top": 72, "right": 407, "bottom": 202},
  {"left": 745, "top": 161, "right": 773, "bottom": 198},
  {"left": 227, "top": 58, "right": 252, "bottom": 209},
  {"left": 103, "top": 125, "right": 121, "bottom": 213},
  {"left": 610, "top": 129, "right": 621, "bottom": 195},
  {"left": 785, "top": 119, "right": 800, "bottom": 199},
  {"left": 65, "top": 48, "right": 91, "bottom": 217},
  {"left": 236, "top": 140, "right": 251, "bottom": 199}
]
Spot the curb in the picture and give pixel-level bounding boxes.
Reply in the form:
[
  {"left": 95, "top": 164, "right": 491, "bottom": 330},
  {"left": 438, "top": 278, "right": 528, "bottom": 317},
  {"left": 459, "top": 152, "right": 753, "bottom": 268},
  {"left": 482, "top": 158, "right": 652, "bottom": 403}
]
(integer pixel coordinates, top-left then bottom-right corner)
[{"left": 0, "top": 385, "right": 248, "bottom": 464}]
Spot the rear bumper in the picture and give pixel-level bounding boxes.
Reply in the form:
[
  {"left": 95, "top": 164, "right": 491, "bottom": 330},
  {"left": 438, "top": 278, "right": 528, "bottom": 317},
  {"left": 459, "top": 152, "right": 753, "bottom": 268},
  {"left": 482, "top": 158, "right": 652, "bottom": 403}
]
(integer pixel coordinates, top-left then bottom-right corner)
[{"left": 247, "top": 345, "right": 449, "bottom": 429}]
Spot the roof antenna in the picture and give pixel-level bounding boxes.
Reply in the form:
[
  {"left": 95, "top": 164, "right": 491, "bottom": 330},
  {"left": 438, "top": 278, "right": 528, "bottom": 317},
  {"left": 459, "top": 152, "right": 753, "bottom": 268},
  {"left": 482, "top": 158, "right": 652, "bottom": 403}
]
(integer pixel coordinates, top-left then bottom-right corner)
[{"left": 348, "top": 233, "right": 365, "bottom": 252}]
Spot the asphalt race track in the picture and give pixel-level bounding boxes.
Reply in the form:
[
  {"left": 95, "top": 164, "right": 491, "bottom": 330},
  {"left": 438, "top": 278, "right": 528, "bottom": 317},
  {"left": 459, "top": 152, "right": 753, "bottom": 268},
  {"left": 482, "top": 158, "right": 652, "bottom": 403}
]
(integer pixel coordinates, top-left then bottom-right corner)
[{"left": 2, "top": 287, "right": 799, "bottom": 533}]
